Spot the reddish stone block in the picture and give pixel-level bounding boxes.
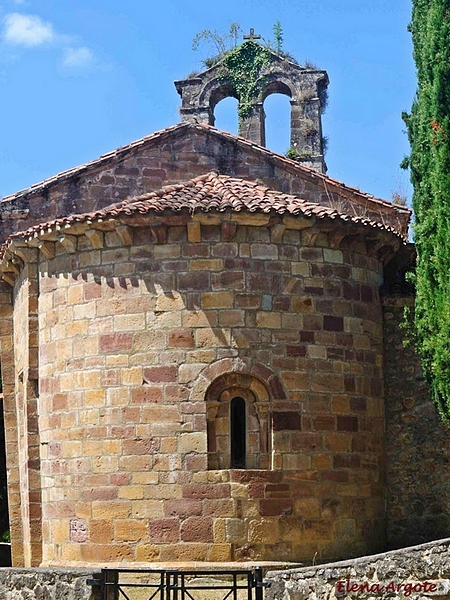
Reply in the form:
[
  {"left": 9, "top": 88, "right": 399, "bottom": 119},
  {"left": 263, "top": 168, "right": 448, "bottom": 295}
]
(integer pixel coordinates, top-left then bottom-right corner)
[
  {"left": 286, "top": 345, "right": 307, "bottom": 357},
  {"left": 211, "top": 271, "right": 244, "bottom": 289},
  {"left": 52, "top": 393, "right": 68, "bottom": 411},
  {"left": 70, "top": 518, "right": 88, "bottom": 543},
  {"left": 178, "top": 271, "right": 209, "bottom": 290},
  {"left": 343, "top": 282, "right": 360, "bottom": 301},
  {"left": 211, "top": 243, "right": 238, "bottom": 258},
  {"left": 272, "top": 412, "right": 301, "bottom": 431},
  {"left": 333, "top": 454, "right": 361, "bottom": 469},
  {"left": 247, "top": 273, "right": 281, "bottom": 294},
  {"left": 351, "top": 435, "right": 366, "bottom": 453},
  {"left": 336, "top": 333, "right": 354, "bottom": 347},
  {"left": 168, "top": 329, "right": 195, "bottom": 348},
  {"left": 344, "top": 375, "right": 356, "bottom": 392},
  {"left": 324, "top": 315, "right": 344, "bottom": 332},
  {"left": 181, "top": 244, "right": 209, "bottom": 258},
  {"left": 149, "top": 518, "right": 179, "bottom": 543},
  {"left": 299, "top": 331, "right": 315, "bottom": 343},
  {"left": 84, "top": 282, "right": 102, "bottom": 300},
  {"left": 164, "top": 499, "right": 203, "bottom": 518},
  {"left": 291, "top": 433, "right": 322, "bottom": 451},
  {"left": 182, "top": 483, "right": 230, "bottom": 499},
  {"left": 361, "top": 285, "right": 374, "bottom": 303},
  {"left": 327, "top": 347, "right": 344, "bottom": 360},
  {"left": 269, "top": 376, "right": 287, "bottom": 400},
  {"left": 111, "top": 473, "right": 132, "bottom": 486},
  {"left": 350, "top": 397, "right": 367, "bottom": 412},
  {"left": 142, "top": 168, "right": 167, "bottom": 178},
  {"left": 81, "top": 487, "right": 119, "bottom": 501},
  {"left": 235, "top": 294, "right": 261, "bottom": 309},
  {"left": 99, "top": 333, "right": 133, "bottom": 353},
  {"left": 230, "top": 470, "right": 282, "bottom": 484},
  {"left": 123, "top": 438, "right": 159, "bottom": 455},
  {"left": 131, "top": 387, "right": 163, "bottom": 404},
  {"left": 260, "top": 499, "right": 293, "bottom": 516},
  {"left": 248, "top": 482, "right": 265, "bottom": 499},
  {"left": 313, "top": 415, "right": 335, "bottom": 431},
  {"left": 265, "top": 483, "right": 290, "bottom": 498},
  {"left": 110, "top": 425, "right": 135, "bottom": 439},
  {"left": 320, "top": 470, "right": 349, "bottom": 482},
  {"left": 143, "top": 366, "right": 177, "bottom": 383},
  {"left": 337, "top": 416, "right": 359, "bottom": 431},
  {"left": 184, "top": 454, "right": 208, "bottom": 471},
  {"left": 180, "top": 516, "right": 213, "bottom": 542}
]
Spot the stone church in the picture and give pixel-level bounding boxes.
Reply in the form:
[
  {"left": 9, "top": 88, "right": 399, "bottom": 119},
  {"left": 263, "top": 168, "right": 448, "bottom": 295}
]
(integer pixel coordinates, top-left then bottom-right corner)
[{"left": 0, "top": 39, "right": 449, "bottom": 568}]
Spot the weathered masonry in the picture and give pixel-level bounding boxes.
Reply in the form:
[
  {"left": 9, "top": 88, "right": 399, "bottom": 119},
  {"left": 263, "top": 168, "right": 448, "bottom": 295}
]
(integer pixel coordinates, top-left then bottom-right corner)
[{"left": 0, "top": 41, "right": 449, "bottom": 569}]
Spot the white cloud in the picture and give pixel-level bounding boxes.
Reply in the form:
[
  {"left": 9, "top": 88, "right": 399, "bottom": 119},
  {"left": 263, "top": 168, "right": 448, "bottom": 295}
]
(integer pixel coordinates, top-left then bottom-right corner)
[
  {"left": 61, "top": 46, "right": 94, "bottom": 70},
  {"left": 3, "top": 13, "right": 54, "bottom": 47}
]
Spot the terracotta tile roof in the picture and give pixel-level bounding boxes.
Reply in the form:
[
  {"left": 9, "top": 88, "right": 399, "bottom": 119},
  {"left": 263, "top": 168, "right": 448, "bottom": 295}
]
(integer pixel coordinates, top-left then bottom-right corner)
[
  {"left": 3, "top": 172, "right": 407, "bottom": 250},
  {"left": 0, "top": 122, "right": 410, "bottom": 220}
]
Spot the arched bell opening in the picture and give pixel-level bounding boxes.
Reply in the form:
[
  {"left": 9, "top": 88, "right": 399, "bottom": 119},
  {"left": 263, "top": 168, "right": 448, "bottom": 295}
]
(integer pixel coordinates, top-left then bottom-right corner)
[
  {"left": 263, "top": 92, "right": 292, "bottom": 156},
  {"left": 213, "top": 96, "right": 239, "bottom": 136}
]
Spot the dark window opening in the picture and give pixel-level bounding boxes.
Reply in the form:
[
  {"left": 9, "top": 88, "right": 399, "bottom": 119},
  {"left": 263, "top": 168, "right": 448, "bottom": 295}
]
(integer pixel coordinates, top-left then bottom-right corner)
[{"left": 230, "top": 396, "right": 246, "bottom": 468}]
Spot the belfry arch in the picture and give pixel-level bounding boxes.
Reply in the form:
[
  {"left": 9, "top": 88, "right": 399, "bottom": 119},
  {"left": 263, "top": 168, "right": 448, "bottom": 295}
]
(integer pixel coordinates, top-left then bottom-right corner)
[{"left": 175, "top": 42, "right": 329, "bottom": 172}]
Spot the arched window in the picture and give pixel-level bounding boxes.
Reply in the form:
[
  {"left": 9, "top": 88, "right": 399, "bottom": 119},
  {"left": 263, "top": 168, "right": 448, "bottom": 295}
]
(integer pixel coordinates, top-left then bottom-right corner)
[
  {"left": 213, "top": 96, "right": 239, "bottom": 135},
  {"left": 230, "top": 397, "right": 246, "bottom": 468},
  {"left": 205, "top": 374, "right": 270, "bottom": 470},
  {"left": 263, "top": 93, "right": 291, "bottom": 155}
]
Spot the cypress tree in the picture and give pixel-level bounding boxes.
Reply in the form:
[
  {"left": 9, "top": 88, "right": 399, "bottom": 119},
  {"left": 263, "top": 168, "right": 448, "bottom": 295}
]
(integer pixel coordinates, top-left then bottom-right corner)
[{"left": 405, "top": 0, "right": 450, "bottom": 420}]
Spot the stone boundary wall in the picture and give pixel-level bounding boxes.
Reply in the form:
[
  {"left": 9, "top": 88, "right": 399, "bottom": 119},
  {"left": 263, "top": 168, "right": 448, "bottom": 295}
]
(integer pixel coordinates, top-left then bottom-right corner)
[
  {"left": 266, "top": 538, "right": 450, "bottom": 600},
  {"left": 0, "top": 568, "right": 101, "bottom": 599}
]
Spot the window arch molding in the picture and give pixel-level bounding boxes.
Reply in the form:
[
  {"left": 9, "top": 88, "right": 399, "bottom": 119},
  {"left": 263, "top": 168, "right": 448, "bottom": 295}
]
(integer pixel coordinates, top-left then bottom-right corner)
[{"left": 205, "top": 373, "right": 270, "bottom": 470}]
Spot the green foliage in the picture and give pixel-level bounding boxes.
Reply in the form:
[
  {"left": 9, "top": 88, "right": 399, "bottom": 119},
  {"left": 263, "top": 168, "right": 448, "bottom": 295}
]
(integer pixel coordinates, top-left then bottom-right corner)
[
  {"left": 218, "top": 40, "right": 274, "bottom": 120},
  {"left": 192, "top": 23, "right": 306, "bottom": 121},
  {"left": 405, "top": 0, "right": 450, "bottom": 421},
  {"left": 285, "top": 147, "right": 312, "bottom": 161},
  {"left": 272, "top": 20, "right": 283, "bottom": 55},
  {"left": 192, "top": 23, "right": 243, "bottom": 68}
]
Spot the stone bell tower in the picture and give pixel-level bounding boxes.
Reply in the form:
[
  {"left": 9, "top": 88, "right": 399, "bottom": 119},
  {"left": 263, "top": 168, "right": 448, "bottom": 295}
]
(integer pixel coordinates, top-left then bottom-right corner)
[{"left": 175, "top": 34, "right": 329, "bottom": 172}]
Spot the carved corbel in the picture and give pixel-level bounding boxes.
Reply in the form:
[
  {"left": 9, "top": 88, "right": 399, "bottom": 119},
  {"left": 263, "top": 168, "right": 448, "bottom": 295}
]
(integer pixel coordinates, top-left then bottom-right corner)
[
  {"left": 37, "top": 241, "right": 55, "bottom": 260},
  {"left": 270, "top": 223, "right": 286, "bottom": 244},
  {"left": 1, "top": 272, "right": 15, "bottom": 286},
  {"left": 116, "top": 225, "right": 132, "bottom": 246},
  {"left": 85, "top": 229, "right": 104, "bottom": 249},
  {"left": 149, "top": 225, "right": 167, "bottom": 244},
  {"left": 187, "top": 221, "right": 201, "bottom": 243},
  {"left": 328, "top": 230, "right": 347, "bottom": 249},
  {"left": 302, "top": 229, "right": 321, "bottom": 246},
  {"left": 57, "top": 233, "right": 77, "bottom": 254},
  {"left": 221, "top": 221, "right": 237, "bottom": 242},
  {"left": 13, "top": 246, "right": 38, "bottom": 263}
]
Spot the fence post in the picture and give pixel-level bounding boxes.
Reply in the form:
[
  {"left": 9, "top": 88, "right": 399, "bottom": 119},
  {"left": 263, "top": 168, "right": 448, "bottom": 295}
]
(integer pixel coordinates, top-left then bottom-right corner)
[
  {"left": 254, "top": 567, "right": 264, "bottom": 600},
  {"left": 102, "top": 569, "right": 119, "bottom": 600}
]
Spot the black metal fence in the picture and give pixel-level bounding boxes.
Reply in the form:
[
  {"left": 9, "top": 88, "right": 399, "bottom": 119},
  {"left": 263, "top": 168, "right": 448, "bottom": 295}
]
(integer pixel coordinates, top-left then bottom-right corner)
[{"left": 90, "top": 567, "right": 268, "bottom": 600}]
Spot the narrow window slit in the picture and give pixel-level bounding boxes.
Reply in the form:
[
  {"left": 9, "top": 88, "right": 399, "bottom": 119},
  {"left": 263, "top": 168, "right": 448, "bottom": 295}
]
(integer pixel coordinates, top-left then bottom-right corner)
[{"left": 230, "top": 397, "right": 246, "bottom": 468}]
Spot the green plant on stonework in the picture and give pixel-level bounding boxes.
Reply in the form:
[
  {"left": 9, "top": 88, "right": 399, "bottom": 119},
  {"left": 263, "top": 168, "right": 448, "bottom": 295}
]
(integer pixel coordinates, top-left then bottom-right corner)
[
  {"left": 403, "top": 0, "right": 450, "bottom": 422},
  {"left": 273, "top": 20, "right": 283, "bottom": 55},
  {"left": 285, "top": 147, "right": 312, "bottom": 161},
  {"left": 218, "top": 40, "right": 274, "bottom": 120},
  {"left": 192, "top": 23, "right": 243, "bottom": 68}
]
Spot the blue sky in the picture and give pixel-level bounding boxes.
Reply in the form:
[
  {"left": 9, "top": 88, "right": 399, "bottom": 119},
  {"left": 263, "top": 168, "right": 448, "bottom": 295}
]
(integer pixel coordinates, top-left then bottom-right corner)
[{"left": 0, "top": 0, "right": 415, "bottom": 204}]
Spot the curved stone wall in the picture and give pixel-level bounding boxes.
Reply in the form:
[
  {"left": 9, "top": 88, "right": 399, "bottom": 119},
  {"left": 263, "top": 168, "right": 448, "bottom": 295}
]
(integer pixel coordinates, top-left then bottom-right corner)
[{"left": 29, "top": 214, "right": 387, "bottom": 564}]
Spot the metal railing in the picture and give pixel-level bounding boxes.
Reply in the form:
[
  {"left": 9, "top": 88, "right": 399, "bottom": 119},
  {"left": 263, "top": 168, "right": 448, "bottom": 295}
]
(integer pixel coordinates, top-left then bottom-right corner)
[{"left": 89, "top": 567, "right": 268, "bottom": 600}]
